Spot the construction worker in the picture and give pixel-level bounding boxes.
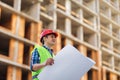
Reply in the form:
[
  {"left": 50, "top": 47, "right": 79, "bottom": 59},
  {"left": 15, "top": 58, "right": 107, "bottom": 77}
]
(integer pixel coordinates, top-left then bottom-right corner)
[{"left": 30, "top": 29, "right": 58, "bottom": 80}]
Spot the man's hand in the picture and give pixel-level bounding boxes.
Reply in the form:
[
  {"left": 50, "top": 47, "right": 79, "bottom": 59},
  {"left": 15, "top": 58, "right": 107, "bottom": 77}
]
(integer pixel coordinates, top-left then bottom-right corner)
[
  {"left": 45, "top": 58, "right": 54, "bottom": 66},
  {"left": 32, "top": 58, "right": 54, "bottom": 71}
]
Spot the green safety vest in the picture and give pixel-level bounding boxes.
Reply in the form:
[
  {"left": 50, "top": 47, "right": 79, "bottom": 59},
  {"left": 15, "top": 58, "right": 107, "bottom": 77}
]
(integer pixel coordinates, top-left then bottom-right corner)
[{"left": 31, "top": 45, "right": 53, "bottom": 80}]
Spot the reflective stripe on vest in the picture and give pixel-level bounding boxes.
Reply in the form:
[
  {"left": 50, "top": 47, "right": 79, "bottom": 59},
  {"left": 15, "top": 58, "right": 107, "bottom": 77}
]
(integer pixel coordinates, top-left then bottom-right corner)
[{"left": 31, "top": 45, "right": 53, "bottom": 80}]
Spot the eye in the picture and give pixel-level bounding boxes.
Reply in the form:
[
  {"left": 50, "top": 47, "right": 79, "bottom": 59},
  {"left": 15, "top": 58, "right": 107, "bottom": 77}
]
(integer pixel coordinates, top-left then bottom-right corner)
[{"left": 51, "top": 35, "right": 56, "bottom": 38}]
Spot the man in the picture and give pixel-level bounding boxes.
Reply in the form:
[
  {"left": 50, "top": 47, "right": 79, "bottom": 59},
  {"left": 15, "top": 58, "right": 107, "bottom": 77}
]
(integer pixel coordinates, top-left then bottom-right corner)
[{"left": 30, "top": 29, "right": 58, "bottom": 80}]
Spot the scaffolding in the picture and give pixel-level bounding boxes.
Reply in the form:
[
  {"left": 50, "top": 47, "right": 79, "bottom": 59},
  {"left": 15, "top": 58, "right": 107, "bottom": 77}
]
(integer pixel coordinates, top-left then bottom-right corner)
[{"left": 0, "top": 0, "right": 120, "bottom": 80}]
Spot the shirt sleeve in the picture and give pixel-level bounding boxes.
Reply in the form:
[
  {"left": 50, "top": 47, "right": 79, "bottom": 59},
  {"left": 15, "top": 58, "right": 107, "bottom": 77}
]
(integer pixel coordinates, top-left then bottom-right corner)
[{"left": 30, "top": 48, "right": 40, "bottom": 71}]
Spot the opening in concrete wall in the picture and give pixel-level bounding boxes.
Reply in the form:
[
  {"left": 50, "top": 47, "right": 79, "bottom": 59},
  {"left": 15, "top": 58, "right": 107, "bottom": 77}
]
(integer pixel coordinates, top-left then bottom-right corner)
[
  {"left": 57, "top": 16, "right": 65, "bottom": 31},
  {"left": 83, "top": 0, "right": 96, "bottom": 11},
  {"left": 57, "top": 0, "right": 66, "bottom": 11},
  {"left": 100, "top": 20, "right": 111, "bottom": 33},
  {"left": 88, "top": 69, "right": 92, "bottom": 80},
  {"left": 106, "top": 71, "right": 110, "bottom": 80},
  {"left": 87, "top": 49, "right": 92, "bottom": 58},
  {"left": 111, "top": 0, "right": 118, "bottom": 8},
  {"left": 111, "top": 10, "right": 119, "bottom": 23},
  {"left": 102, "top": 50, "right": 112, "bottom": 68},
  {"left": 101, "top": 32, "right": 112, "bottom": 49},
  {"left": 117, "top": 75, "right": 120, "bottom": 80},
  {"left": 0, "top": 34, "right": 10, "bottom": 56},
  {"left": 73, "top": 42, "right": 79, "bottom": 49},
  {"left": 41, "top": 0, "right": 54, "bottom": 16},
  {"left": 112, "top": 24, "right": 119, "bottom": 39},
  {"left": 21, "top": 0, "right": 33, "bottom": 13},
  {"left": 0, "top": 9, "right": 12, "bottom": 30},
  {"left": 113, "top": 39, "right": 120, "bottom": 54},
  {"left": 22, "top": 69, "right": 30, "bottom": 80},
  {"left": 71, "top": 21, "right": 80, "bottom": 38},
  {"left": 23, "top": 44, "right": 31, "bottom": 65},
  {"left": 1, "top": 0, "right": 14, "bottom": 7},
  {"left": 114, "top": 57, "right": 120, "bottom": 72},
  {"left": 61, "top": 36, "right": 66, "bottom": 48},
  {"left": 71, "top": 2, "right": 80, "bottom": 19},
  {"left": 83, "top": 10, "right": 95, "bottom": 28},
  {"left": 0, "top": 62, "right": 7, "bottom": 80},
  {"left": 24, "top": 21, "right": 31, "bottom": 40},
  {"left": 40, "top": 14, "right": 53, "bottom": 29},
  {"left": 83, "top": 27, "right": 97, "bottom": 46},
  {"left": 100, "top": 3, "right": 110, "bottom": 18}
]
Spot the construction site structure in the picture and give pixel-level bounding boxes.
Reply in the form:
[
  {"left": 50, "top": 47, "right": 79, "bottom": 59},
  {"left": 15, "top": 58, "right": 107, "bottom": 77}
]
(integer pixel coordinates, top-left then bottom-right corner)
[{"left": 0, "top": 0, "right": 120, "bottom": 80}]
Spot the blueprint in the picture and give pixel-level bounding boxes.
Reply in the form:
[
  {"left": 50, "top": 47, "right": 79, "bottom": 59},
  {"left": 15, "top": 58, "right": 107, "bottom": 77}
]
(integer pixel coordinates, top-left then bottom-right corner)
[{"left": 38, "top": 44, "right": 95, "bottom": 80}]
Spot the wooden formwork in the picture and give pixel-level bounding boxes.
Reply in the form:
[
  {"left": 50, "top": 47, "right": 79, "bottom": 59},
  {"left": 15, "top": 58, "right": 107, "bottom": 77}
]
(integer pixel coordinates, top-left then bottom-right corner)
[{"left": 0, "top": 4, "right": 42, "bottom": 79}]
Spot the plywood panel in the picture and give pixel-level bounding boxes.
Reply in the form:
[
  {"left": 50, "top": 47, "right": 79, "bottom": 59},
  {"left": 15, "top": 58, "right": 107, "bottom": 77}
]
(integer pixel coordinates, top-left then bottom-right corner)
[
  {"left": 18, "top": 17, "right": 25, "bottom": 37},
  {"left": 78, "top": 45, "right": 88, "bottom": 80},
  {"left": 92, "top": 70, "right": 98, "bottom": 80},
  {"left": 110, "top": 73, "right": 117, "bottom": 80},
  {"left": 30, "top": 22, "right": 42, "bottom": 44},
  {"left": 9, "top": 39, "right": 16, "bottom": 60},
  {"left": 102, "top": 67, "right": 106, "bottom": 80},
  {"left": 7, "top": 66, "right": 14, "bottom": 80},
  {"left": 11, "top": 14, "right": 17, "bottom": 34}
]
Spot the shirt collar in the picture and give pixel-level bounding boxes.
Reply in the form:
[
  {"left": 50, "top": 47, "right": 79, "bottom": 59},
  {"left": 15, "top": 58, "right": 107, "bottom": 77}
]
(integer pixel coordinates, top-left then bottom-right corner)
[{"left": 43, "top": 45, "right": 53, "bottom": 52}]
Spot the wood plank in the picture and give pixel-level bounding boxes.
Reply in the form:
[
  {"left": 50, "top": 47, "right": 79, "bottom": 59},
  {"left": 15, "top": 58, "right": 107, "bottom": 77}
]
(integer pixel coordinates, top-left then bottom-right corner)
[
  {"left": 36, "top": 22, "right": 42, "bottom": 44},
  {"left": 91, "top": 51, "right": 101, "bottom": 80},
  {"left": 71, "top": 11, "right": 79, "bottom": 18},
  {"left": 7, "top": 66, "right": 14, "bottom": 80},
  {"left": 40, "top": 6, "right": 46, "bottom": 12},
  {"left": 9, "top": 39, "right": 16, "bottom": 60},
  {"left": 16, "top": 68, "right": 22, "bottom": 80},
  {"left": 97, "top": 51, "right": 102, "bottom": 80},
  {"left": 17, "top": 42, "right": 24, "bottom": 63},
  {"left": 78, "top": 45, "right": 88, "bottom": 80},
  {"left": 11, "top": 14, "right": 17, "bottom": 34},
  {"left": 110, "top": 72, "right": 117, "bottom": 80},
  {"left": 18, "top": 17, "right": 25, "bottom": 37},
  {"left": 91, "top": 51, "right": 98, "bottom": 66},
  {"left": 92, "top": 70, "right": 98, "bottom": 80},
  {"left": 28, "top": 72, "right": 32, "bottom": 80},
  {"left": 113, "top": 48, "right": 120, "bottom": 54},
  {"left": 30, "top": 22, "right": 42, "bottom": 44},
  {"left": 57, "top": 4, "right": 66, "bottom": 11},
  {"left": 78, "top": 45, "right": 87, "bottom": 56},
  {"left": 102, "top": 67, "right": 107, "bottom": 80},
  {"left": 83, "top": 18, "right": 93, "bottom": 26},
  {"left": 29, "top": 46, "right": 34, "bottom": 65}
]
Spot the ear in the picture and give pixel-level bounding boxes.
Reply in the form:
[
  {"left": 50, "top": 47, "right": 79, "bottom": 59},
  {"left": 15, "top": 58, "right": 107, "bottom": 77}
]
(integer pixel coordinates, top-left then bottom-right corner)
[{"left": 43, "top": 37, "right": 47, "bottom": 42}]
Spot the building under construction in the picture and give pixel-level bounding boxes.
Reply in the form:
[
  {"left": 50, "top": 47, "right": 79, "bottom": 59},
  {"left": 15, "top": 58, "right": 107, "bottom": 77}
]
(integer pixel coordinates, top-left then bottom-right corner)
[{"left": 0, "top": 0, "right": 120, "bottom": 80}]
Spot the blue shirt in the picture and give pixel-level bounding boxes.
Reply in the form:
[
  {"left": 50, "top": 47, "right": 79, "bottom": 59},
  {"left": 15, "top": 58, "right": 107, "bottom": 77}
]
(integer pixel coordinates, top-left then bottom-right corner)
[{"left": 30, "top": 45, "right": 53, "bottom": 71}]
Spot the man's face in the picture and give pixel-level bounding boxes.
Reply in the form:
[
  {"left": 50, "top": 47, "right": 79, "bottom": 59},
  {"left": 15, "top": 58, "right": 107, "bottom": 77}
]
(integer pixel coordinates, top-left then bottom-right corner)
[{"left": 45, "top": 34, "right": 56, "bottom": 46}]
